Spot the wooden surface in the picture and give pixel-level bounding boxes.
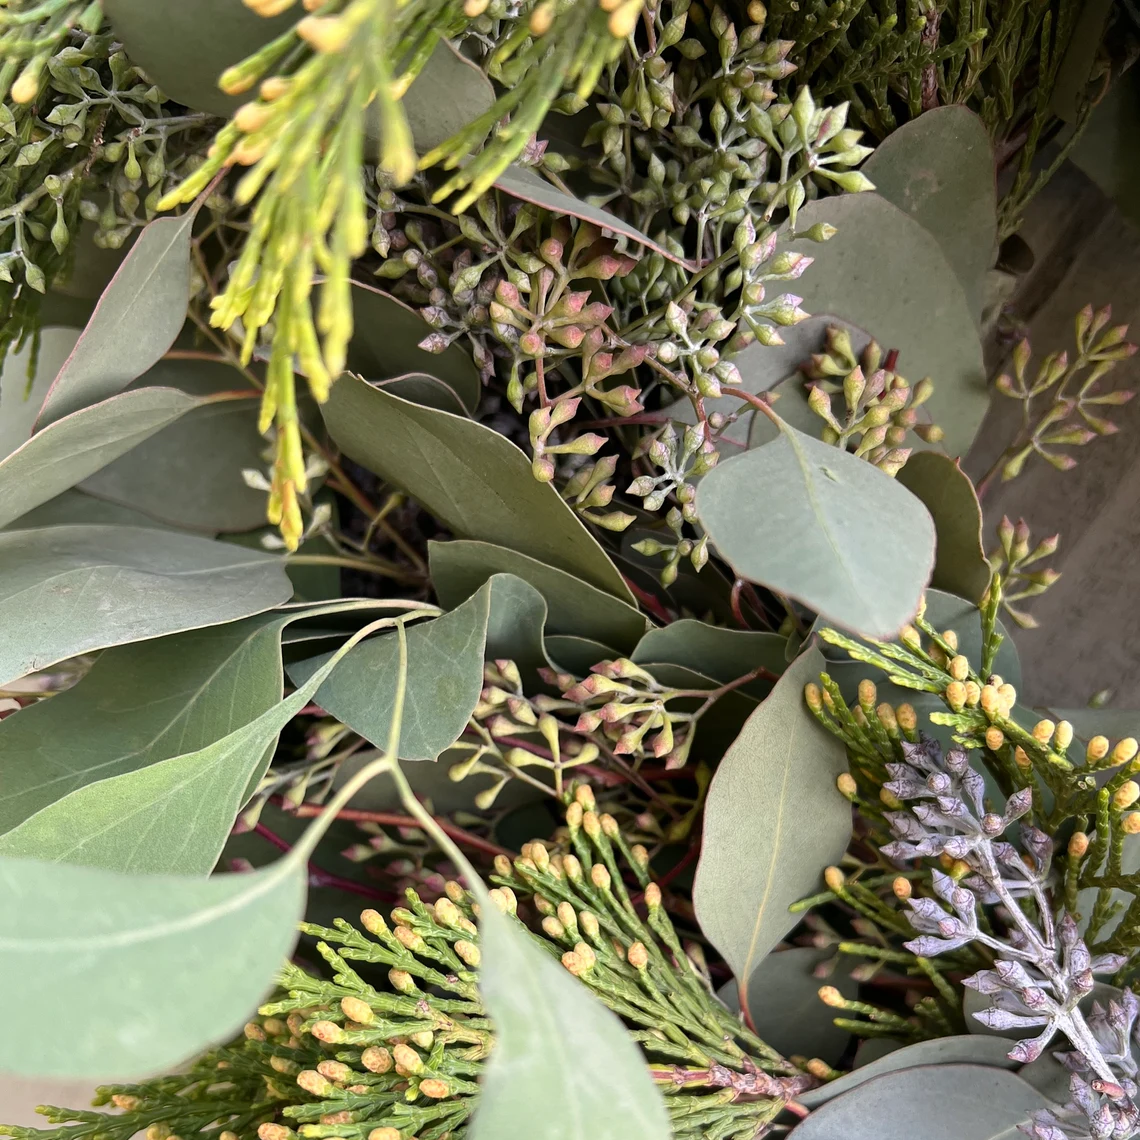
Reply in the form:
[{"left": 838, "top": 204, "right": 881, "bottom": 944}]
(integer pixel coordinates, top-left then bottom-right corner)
[{"left": 964, "top": 161, "right": 1140, "bottom": 710}]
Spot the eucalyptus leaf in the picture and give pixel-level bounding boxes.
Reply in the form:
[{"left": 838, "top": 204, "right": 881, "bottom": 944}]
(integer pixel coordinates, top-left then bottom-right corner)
[
  {"left": 785, "top": 194, "right": 988, "bottom": 456},
  {"left": 429, "top": 539, "right": 647, "bottom": 652},
  {"left": 0, "top": 851, "right": 305, "bottom": 1078},
  {"left": 80, "top": 360, "right": 267, "bottom": 532},
  {"left": 2, "top": 488, "right": 180, "bottom": 532},
  {"left": 0, "top": 626, "right": 356, "bottom": 874},
  {"left": 861, "top": 107, "right": 996, "bottom": 322},
  {"left": 494, "top": 163, "right": 696, "bottom": 271},
  {"left": 0, "top": 326, "right": 79, "bottom": 458},
  {"left": 692, "top": 649, "right": 850, "bottom": 990},
  {"left": 0, "top": 386, "right": 204, "bottom": 530},
  {"left": 376, "top": 372, "right": 470, "bottom": 417},
  {"left": 696, "top": 416, "right": 936, "bottom": 638},
  {"left": 632, "top": 619, "right": 786, "bottom": 697},
  {"left": 470, "top": 897, "right": 671, "bottom": 1140},
  {"left": 289, "top": 576, "right": 545, "bottom": 760},
  {"left": 322, "top": 375, "right": 632, "bottom": 601},
  {"left": 400, "top": 40, "right": 495, "bottom": 152},
  {"left": 0, "top": 525, "right": 293, "bottom": 687},
  {"left": 36, "top": 210, "right": 199, "bottom": 427},
  {"left": 798, "top": 1040, "right": 1022, "bottom": 1109},
  {"left": 896, "top": 451, "right": 991, "bottom": 604},
  {"left": 545, "top": 634, "right": 619, "bottom": 676},
  {"left": 786, "top": 1063, "right": 1046, "bottom": 1140},
  {"left": 345, "top": 283, "right": 481, "bottom": 413}
]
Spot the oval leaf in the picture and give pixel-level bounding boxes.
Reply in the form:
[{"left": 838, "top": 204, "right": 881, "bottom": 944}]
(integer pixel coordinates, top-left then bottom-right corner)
[
  {"left": 788, "top": 1063, "right": 1046, "bottom": 1138},
  {"left": 861, "top": 107, "right": 997, "bottom": 323},
  {"left": 786, "top": 193, "right": 988, "bottom": 456},
  {"left": 0, "top": 525, "right": 293, "bottom": 687},
  {"left": 470, "top": 897, "right": 670, "bottom": 1140},
  {"left": 895, "top": 451, "right": 991, "bottom": 604},
  {"left": 632, "top": 619, "right": 786, "bottom": 696},
  {"left": 696, "top": 417, "right": 936, "bottom": 638},
  {"left": 400, "top": 41, "right": 495, "bottom": 153},
  {"left": 322, "top": 374, "right": 632, "bottom": 602},
  {"left": 0, "top": 326, "right": 80, "bottom": 459},
  {"left": 36, "top": 211, "right": 199, "bottom": 427},
  {"left": 0, "top": 386, "right": 204, "bottom": 530},
  {"left": 692, "top": 649, "right": 851, "bottom": 990}
]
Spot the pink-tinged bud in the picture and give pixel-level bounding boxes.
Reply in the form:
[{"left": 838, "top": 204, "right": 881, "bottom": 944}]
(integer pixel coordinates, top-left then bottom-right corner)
[
  {"left": 494, "top": 279, "right": 520, "bottom": 307},
  {"left": 318, "top": 1060, "right": 352, "bottom": 1083},
  {"left": 420, "top": 1078, "right": 450, "bottom": 1099},
  {"left": 540, "top": 237, "right": 564, "bottom": 264},
  {"left": 310, "top": 1020, "right": 344, "bottom": 1044},
  {"left": 297, "top": 1070, "right": 335, "bottom": 1097},
  {"left": 519, "top": 330, "right": 545, "bottom": 356},
  {"left": 362, "top": 1047, "right": 393, "bottom": 1073},
  {"left": 582, "top": 301, "right": 615, "bottom": 323},
  {"left": 549, "top": 324, "right": 585, "bottom": 349}
]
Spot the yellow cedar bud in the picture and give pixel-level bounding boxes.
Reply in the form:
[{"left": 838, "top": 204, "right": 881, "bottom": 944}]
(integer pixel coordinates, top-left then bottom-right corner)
[
  {"left": 244, "top": 1022, "right": 267, "bottom": 1041},
  {"left": 630, "top": 843, "right": 650, "bottom": 868},
  {"left": 388, "top": 968, "right": 416, "bottom": 994},
  {"left": 644, "top": 882, "right": 662, "bottom": 908},
  {"left": 1113, "top": 738, "right": 1140, "bottom": 765},
  {"left": 997, "top": 683, "right": 1017, "bottom": 712},
  {"left": 575, "top": 784, "right": 596, "bottom": 809},
  {"left": 892, "top": 876, "right": 912, "bottom": 900},
  {"left": 561, "top": 949, "right": 585, "bottom": 975},
  {"left": 220, "top": 1133, "right": 239, "bottom": 1140},
  {"left": 234, "top": 101, "right": 274, "bottom": 134},
  {"left": 562, "top": 853, "right": 583, "bottom": 881},
  {"left": 530, "top": 841, "right": 550, "bottom": 872},
  {"left": 395, "top": 925, "right": 425, "bottom": 952},
  {"left": 232, "top": 135, "right": 270, "bottom": 166},
  {"left": 434, "top": 897, "right": 463, "bottom": 928},
  {"left": 1088, "top": 736, "right": 1111, "bottom": 762},
  {"left": 11, "top": 68, "right": 41, "bottom": 106},
  {"left": 574, "top": 941, "right": 597, "bottom": 970},
  {"left": 857, "top": 679, "right": 877, "bottom": 709},
  {"left": 340, "top": 996, "right": 373, "bottom": 1024},
  {"left": 369, "top": 1130, "right": 401, "bottom": 1140},
  {"left": 980, "top": 685, "right": 1001, "bottom": 718},
  {"left": 899, "top": 625, "right": 922, "bottom": 651},
  {"left": 259, "top": 75, "right": 292, "bottom": 101},
  {"left": 259, "top": 1127, "right": 294, "bottom": 1140},
  {"left": 361, "top": 1047, "right": 393, "bottom": 1074},
  {"left": 297, "top": 1070, "right": 334, "bottom": 1097},
  {"left": 804, "top": 683, "right": 823, "bottom": 712},
  {"left": 565, "top": 801, "right": 583, "bottom": 830},
  {"left": 297, "top": 15, "right": 353, "bottom": 53},
  {"left": 542, "top": 916, "right": 566, "bottom": 940},
  {"left": 990, "top": 675, "right": 1004, "bottom": 688},
  {"left": 270, "top": 1055, "right": 298, "bottom": 1075},
  {"left": 747, "top": 0, "right": 766, "bottom": 22},
  {"left": 1055, "top": 720, "right": 1074, "bottom": 751},
  {"left": 941, "top": 630, "right": 959, "bottom": 651},
  {"left": 837, "top": 772, "right": 857, "bottom": 800},
  {"left": 529, "top": 1, "right": 555, "bottom": 35},
  {"left": 579, "top": 910, "right": 601, "bottom": 939},
  {"left": 320, "top": 1112, "right": 353, "bottom": 1127},
  {"left": 608, "top": 0, "right": 643, "bottom": 38},
  {"left": 557, "top": 901, "right": 577, "bottom": 929},
  {"left": 111, "top": 1096, "right": 141, "bottom": 1111},
  {"left": 805, "top": 1058, "right": 830, "bottom": 1079},
  {"left": 945, "top": 681, "right": 967, "bottom": 712},
  {"left": 533, "top": 894, "right": 555, "bottom": 916},
  {"left": 601, "top": 813, "right": 620, "bottom": 838},
  {"left": 823, "top": 866, "right": 845, "bottom": 892},
  {"left": 493, "top": 854, "right": 512, "bottom": 878},
  {"left": 985, "top": 726, "right": 1005, "bottom": 751},
  {"left": 818, "top": 985, "right": 845, "bottom": 1008},
  {"left": 877, "top": 703, "right": 898, "bottom": 734},
  {"left": 262, "top": 1017, "right": 287, "bottom": 1036},
  {"left": 591, "top": 863, "right": 612, "bottom": 890},
  {"left": 1032, "top": 720, "right": 1056, "bottom": 745},
  {"left": 244, "top": 0, "right": 296, "bottom": 13},
  {"left": 1014, "top": 746, "right": 1031, "bottom": 769},
  {"left": 949, "top": 859, "right": 971, "bottom": 880},
  {"left": 583, "top": 810, "right": 602, "bottom": 839},
  {"left": 897, "top": 704, "right": 917, "bottom": 733},
  {"left": 628, "top": 941, "right": 649, "bottom": 969},
  {"left": 420, "top": 1079, "right": 450, "bottom": 1099},
  {"left": 949, "top": 655, "right": 969, "bottom": 682},
  {"left": 309, "top": 1021, "right": 344, "bottom": 1044},
  {"left": 1124, "top": 812, "right": 1140, "bottom": 835},
  {"left": 287, "top": 1012, "right": 306, "bottom": 1036},
  {"left": 1115, "top": 782, "right": 1140, "bottom": 810},
  {"left": 360, "top": 908, "right": 387, "bottom": 936},
  {"left": 454, "top": 939, "right": 480, "bottom": 967},
  {"left": 464, "top": 0, "right": 490, "bottom": 13},
  {"left": 393, "top": 1044, "right": 423, "bottom": 1075},
  {"left": 318, "top": 1061, "right": 351, "bottom": 1083},
  {"left": 880, "top": 787, "right": 901, "bottom": 809},
  {"left": 410, "top": 1030, "right": 434, "bottom": 1049},
  {"left": 964, "top": 680, "right": 981, "bottom": 707},
  {"left": 1068, "top": 832, "right": 1090, "bottom": 859}
]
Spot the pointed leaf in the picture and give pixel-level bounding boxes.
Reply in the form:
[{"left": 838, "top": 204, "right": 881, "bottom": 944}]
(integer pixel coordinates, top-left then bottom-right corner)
[
  {"left": 0, "top": 852, "right": 305, "bottom": 1078},
  {"left": 696, "top": 417, "right": 935, "bottom": 638},
  {"left": 0, "top": 386, "right": 205, "bottom": 530},
  {"left": 0, "top": 326, "right": 79, "bottom": 459},
  {"left": 36, "top": 211, "right": 199, "bottom": 427},
  {"left": 896, "top": 451, "right": 991, "bottom": 604},
  {"left": 693, "top": 649, "right": 850, "bottom": 989},
  {"left": 786, "top": 193, "right": 988, "bottom": 455},
  {"left": 470, "top": 898, "right": 670, "bottom": 1140},
  {"left": 789, "top": 1064, "right": 1044, "bottom": 1137},
  {"left": 322, "top": 374, "right": 632, "bottom": 602},
  {"left": 861, "top": 107, "right": 996, "bottom": 323},
  {"left": 632, "top": 619, "right": 786, "bottom": 696},
  {"left": 0, "top": 525, "right": 293, "bottom": 687},
  {"left": 3, "top": 488, "right": 182, "bottom": 531},
  {"left": 430, "top": 539, "right": 647, "bottom": 653}
]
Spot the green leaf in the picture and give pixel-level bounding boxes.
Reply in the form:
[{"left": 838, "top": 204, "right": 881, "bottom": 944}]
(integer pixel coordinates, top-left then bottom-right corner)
[
  {"left": 692, "top": 649, "right": 850, "bottom": 990},
  {"left": 719, "top": 946, "right": 857, "bottom": 1066},
  {"left": 430, "top": 539, "right": 646, "bottom": 653},
  {"left": 345, "top": 283, "right": 481, "bottom": 414},
  {"left": 0, "top": 525, "right": 293, "bottom": 688},
  {"left": 1, "top": 488, "right": 182, "bottom": 532},
  {"left": 0, "top": 851, "right": 305, "bottom": 1078},
  {"left": 0, "top": 387, "right": 206, "bottom": 531},
  {"left": 470, "top": 898, "right": 671, "bottom": 1140},
  {"left": 861, "top": 107, "right": 996, "bottom": 323},
  {"left": 1067, "top": 66, "right": 1140, "bottom": 227},
  {"left": 36, "top": 211, "right": 199, "bottom": 426},
  {"left": 896, "top": 451, "right": 991, "bottom": 604},
  {"left": 696, "top": 417, "right": 935, "bottom": 638},
  {"left": 79, "top": 361, "right": 267, "bottom": 532},
  {"left": 545, "top": 634, "right": 618, "bottom": 676},
  {"left": 797, "top": 1039, "right": 1021, "bottom": 1109},
  {"left": 0, "top": 621, "right": 358, "bottom": 873},
  {"left": 494, "top": 164, "right": 697, "bottom": 272},
  {"left": 322, "top": 374, "right": 632, "bottom": 602},
  {"left": 786, "top": 1064, "right": 1046, "bottom": 1140},
  {"left": 289, "top": 576, "right": 545, "bottom": 760},
  {"left": 786, "top": 193, "right": 988, "bottom": 456},
  {"left": 0, "top": 615, "right": 288, "bottom": 837},
  {"left": 103, "top": 0, "right": 297, "bottom": 118},
  {"left": 377, "top": 373, "right": 470, "bottom": 417},
  {"left": 632, "top": 619, "right": 786, "bottom": 696},
  {"left": 400, "top": 40, "right": 495, "bottom": 153},
  {"left": 0, "top": 326, "right": 79, "bottom": 459}
]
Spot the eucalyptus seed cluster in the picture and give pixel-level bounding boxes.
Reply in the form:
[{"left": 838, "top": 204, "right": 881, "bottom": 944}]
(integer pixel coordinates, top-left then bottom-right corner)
[
  {"left": 0, "top": 18, "right": 213, "bottom": 357},
  {"left": 988, "top": 516, "right": 1061, "bottom": 630},
  {"left": 802, "top": 323, "right": 943, "bottom": 475},
  {"left": 5, "top": 798, "right": 808, "bottom": 1140}
]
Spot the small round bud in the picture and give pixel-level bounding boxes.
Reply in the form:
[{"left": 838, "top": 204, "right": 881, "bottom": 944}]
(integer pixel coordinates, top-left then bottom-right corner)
[
  {"left": 1032, "top": 720, "right": 1056, "bottom": 745},
  {"left": 945, "top": 681, "right": 967, "bottom": 712},
  {"left": 454, "top": 939, "right": 481, "bottom": 967},
  {"left": 562, "top": 853, "right": 583, "bottom": 881},
  {"left": 818, "top": 985, "right": 845, "bottom": 1008},
  {"left": 388, "top": 968, "right": 416, "bottom": 994},
  {"left": 948, "top": 655, "right": 969, "bottom": 682},
  {"left": 579, "top": 911, "right": 600, "bottom": 940},
  {"left": 601, "top": 813, "right": 620, "bottom": 838},
  {"left": 630, "top": 844, "right": 650, "bottom": 869},
  {"left": 1055, "top": 721, "right": 1074, "bottom": 751},
  {"left": 575, "top": 784, "right": 596, "bottom": 809},
  {"left": 997, "top": 683, "right": 1017, "bottom": 713},
  {"left": 297, "top": 1070, "right": 335, "bottom": 1097},
  {"left": 565, "top": 801, "right": 583, "bottom": 830},
  {"left": 542, "top": 916, "right": 567, "bottom": 940},
  {"left": 393, "top": 1044, "right": 423, "bottom": 1075},
  {"left": 1014, "top": 746, "right": 1031, "bottom": 769},
  {"left": 591, "top": 863, "right": 611, "bottom": 890},
  {"left": 879, "top": 787, "right": 902, "bottom": 809},
  {"left": 318, "top": 1060, "right": 352, "bottom": 1083},
  {"left": 897, "top": 704, "right": 917, "bottom": 733},
  {"left": 857, "top": 679, "right": 877, "bottom": 708},
  {"left": 644, "top": 882, "right": 662, "bottom": 908},
  {"left": 964, "top": 681, "right": 981, "bottom": 707},
  {"left": 837, "top": 772, "right": 857, "bottom": 800},
  {"left": 985, "top": 727, "right": 1005, "bottom": 751},
  {"left": 804, "top": 683, "right": 823, "bottom": 712},
  {"left": 309, "top": 1021, "right": 344, "bottom": 1044},
  {"left": 259, "top": 1127, "right": 294, "bottom": 1140},
  {"left": 823, "top": 866, "right": 845, "bottom": 892},
  {"left": 340, "top": 996, "right": 373, "bottom": 1025},
  {"left": 361, "top": 1047, "right": 393, "bottom": 1074},
  {"left": 892, "top": 876, "right": 912, "bottom": 900},
  {"left": 980, "top": 685, "right": 1001, "bottom": 718},
  {"left": 877, "top": 703, "right": 898, "bottom": 734},
  {"left": 1088, "top": 736, "right": 1111, "bottom": 762},
  {"left": 805, "top": 1058, "right": 830, "bottom": 1079},
  {"left": 529, "top": 0, "right": 555, "bottom": 33},
  {"left": 262, "top": 1017, "right": 287, "bottom": 1037},
  {"left": 1068, "top": 832, "right": 1090, "bottom": 859},
  {"left": 949, "top": 859, "right": 971, "bottom": 880},
  {"left": 583, "top": 810, "right": 602, "bottom": 839},
  {"left": 1123, "top": 812, "right": 1140, "bottom": 835},
  {"left": 627, "top": 942, "right": 649, "bottom": 969},
  {"left": 420, "top": 1079, "right": 449, "bottom": 1099},
  {"left": 1113, "top": 738, "right": 1139, "bottom": 765},
  {"left": 899, "top": 625, "right": 921, "bottom": 651},
  {"left": 493, "top": 854, "right": 512, "bottom": 877},
  {"left": 369, "top": 1129, "right": 401, "bottom": 1140},
  {"left": 111, "top": 1096, "right": 141, "bottom": 1111},
  {"left": 1114, "top": 782, "right": 1140, "bottom": 810},
  {"left": 360, "top": 908, "right": 387, "bottom": 936}
]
